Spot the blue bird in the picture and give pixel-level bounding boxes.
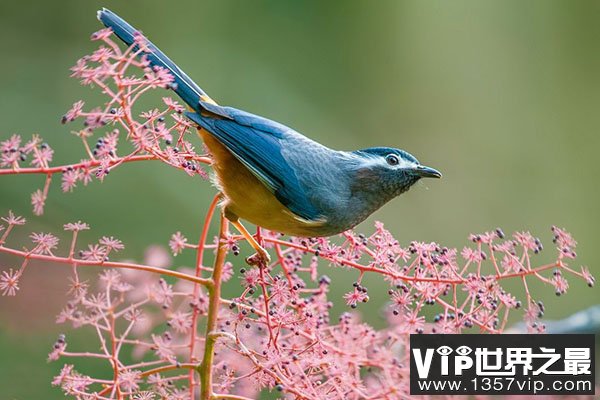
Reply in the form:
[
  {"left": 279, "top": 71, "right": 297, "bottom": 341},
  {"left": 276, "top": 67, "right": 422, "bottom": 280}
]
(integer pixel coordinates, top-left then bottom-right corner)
[{"left": 98, "top": 9, "right": 441, "bottom": 264}]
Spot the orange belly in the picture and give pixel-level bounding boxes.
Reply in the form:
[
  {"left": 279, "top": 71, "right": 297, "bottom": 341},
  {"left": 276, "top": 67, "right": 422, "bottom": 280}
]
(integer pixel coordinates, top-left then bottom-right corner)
[{"left": 197, "top": 128, "right": 323, "bottom": 236}]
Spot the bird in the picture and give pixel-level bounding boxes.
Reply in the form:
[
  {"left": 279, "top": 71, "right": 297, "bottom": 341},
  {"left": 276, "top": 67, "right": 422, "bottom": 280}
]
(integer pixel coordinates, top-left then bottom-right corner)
[{"left": 98, "top": 9, "right": 441, "bottom": 265}]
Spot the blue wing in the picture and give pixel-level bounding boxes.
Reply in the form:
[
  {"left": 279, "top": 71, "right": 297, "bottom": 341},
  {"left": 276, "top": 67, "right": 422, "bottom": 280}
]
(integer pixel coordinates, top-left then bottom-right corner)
[
  {"left": 186, "top": 109, "right": 323, "bottom": 222},
  {"left": 97, "top": 9, "right": 324, "bottom": 222}
]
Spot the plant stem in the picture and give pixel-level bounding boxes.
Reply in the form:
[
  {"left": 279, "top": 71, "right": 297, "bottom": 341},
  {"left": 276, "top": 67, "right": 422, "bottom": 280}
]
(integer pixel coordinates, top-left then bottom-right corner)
[
  {"left": 0, "top": 154, "right": 210, "bottom": 175},
  {"left": 198, "top": 213, "right": 228, "bottom": 400},
  {"left": 0, "top": 245, "right": 211, "bottom": 286},
  {"left": 189, "top": 194, "right": 220, "bottom": 397}
]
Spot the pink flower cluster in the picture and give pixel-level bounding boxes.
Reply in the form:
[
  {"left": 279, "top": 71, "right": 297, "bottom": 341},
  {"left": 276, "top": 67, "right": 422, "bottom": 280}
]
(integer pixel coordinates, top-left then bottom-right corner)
[
  {"left": 0, "top": 28, "right": 596, "bottom": 400},
  {"left": 1, "top": 27, "right": 210, "bottom": 216},
  {"left": 0, "top": 204, "right": 594, "bottom": 399}
]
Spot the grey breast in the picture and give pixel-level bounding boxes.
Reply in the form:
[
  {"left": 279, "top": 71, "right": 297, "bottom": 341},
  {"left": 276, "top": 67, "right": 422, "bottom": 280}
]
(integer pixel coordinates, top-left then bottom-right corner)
[{"left": 280, "top": 132, "right": 365, "bottom": 233}]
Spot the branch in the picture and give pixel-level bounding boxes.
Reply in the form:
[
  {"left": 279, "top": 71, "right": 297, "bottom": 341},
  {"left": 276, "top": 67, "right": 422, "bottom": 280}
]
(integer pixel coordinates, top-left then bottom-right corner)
[
  {"left": 0, "top": 245, "right": 211, "bottom": 286},
  {"left": 199, "top": 213, "right": 229, "bottom": 400},
  {"left": 0, "top": 154, "right": 210, "bottom": 176}
]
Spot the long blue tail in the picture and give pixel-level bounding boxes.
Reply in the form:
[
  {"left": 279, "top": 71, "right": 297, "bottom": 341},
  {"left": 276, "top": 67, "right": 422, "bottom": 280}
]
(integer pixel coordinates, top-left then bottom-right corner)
[{"left": 97, "top": 8, "right": 206, "bottom": 112}]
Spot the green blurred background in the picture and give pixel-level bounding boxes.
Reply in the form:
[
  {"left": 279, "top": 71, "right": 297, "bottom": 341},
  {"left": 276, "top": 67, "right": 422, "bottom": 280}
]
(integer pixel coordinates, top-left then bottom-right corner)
[{"left": 1, "top": 1, "right": 599, "bottom": 398}]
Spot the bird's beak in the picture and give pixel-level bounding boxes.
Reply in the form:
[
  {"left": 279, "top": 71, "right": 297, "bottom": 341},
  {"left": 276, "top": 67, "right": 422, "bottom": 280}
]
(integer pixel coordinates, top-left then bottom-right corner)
[{"left": 413, "top": 165, "right": 442, "bottom": 178}]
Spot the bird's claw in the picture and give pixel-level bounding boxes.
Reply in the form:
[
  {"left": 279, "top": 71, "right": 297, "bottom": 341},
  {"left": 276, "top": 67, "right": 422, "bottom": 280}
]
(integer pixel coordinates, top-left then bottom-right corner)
[{"left": 245, "top": 249, "right": 271, "bottom": 266}]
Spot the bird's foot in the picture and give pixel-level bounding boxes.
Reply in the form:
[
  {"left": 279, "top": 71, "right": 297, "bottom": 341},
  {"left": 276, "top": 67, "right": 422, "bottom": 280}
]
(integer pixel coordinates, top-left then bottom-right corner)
[{"left": 245, "top": 247, "right": 271, "bottom": 267}]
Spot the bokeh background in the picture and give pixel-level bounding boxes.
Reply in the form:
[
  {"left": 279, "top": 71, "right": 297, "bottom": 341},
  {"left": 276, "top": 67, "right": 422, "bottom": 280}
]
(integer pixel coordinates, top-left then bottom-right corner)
[{"left": 1, "top": 1, "right": 599, "bottom": 398}]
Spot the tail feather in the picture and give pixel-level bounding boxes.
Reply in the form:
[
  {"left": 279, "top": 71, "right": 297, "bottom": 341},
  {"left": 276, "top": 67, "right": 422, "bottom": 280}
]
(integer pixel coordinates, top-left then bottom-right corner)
[{"left": 97, "top": 8, "right": 206, "bottom": 111}]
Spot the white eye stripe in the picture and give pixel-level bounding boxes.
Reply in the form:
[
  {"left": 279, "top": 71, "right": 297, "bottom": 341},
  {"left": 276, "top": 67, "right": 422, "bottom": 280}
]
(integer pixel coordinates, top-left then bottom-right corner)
[
  {"left": 385, "top": 154, "right": 399, "bottom": 165},
  {"left": 345, "top": 151, "right": 416, "bottom": 169},
  {"left": 385, "top": 154, "right": 415, "bottom": 169}
]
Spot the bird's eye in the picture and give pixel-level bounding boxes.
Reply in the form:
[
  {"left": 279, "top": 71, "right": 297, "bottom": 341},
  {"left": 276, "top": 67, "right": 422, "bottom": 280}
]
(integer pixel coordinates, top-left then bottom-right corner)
[{"left": 385, "top": 154, "right": 400, "bottom": 166}]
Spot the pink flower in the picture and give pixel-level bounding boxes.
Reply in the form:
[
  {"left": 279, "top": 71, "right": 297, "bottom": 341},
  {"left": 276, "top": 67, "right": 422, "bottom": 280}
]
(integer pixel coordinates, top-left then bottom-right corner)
[
  {"left": 141, "top": 108, "right": 161, "bottom": 120},
  {"left": 164, "top": 146, "right": 184, "bottom": 166},
  {"left": 124, "top": 308, "right": 144, "bottom": 323},
  {"left": 62, "top": 372, "right": 92, "bottom": 394},
  {"left": 146, "top": 66, "right": 175, "bottom": 89},
  {"left": 89, "top": 46, "right": 113, "bottom": 62},
  {"left": 498, "top": 291, "right": 519, "bottom": 308},
  {"left": 180, "top": 140, "right": 196, "bottom": 155},
  {"left": 169, "top": 232, "right": 188, "bottom": 255},
  {"left": 469, "top": 231, "right": 496, "bottom": 244},
  {"left": 551, "top": 273, "right": 569, "bottom": 295},
  {"left": 119, "top": 75, "right": 144, "bottom": 87},
  {"left": 63, "top": 221, "right": 90, "bottom": 231},
  {"left": 61, "top": 169, "right": 81, "bottom": 192},
  {"left": 399, "top": 309, "right": 426, "bottom": 334},
  {"left": 153, "top": 123, "right": 171, "bottom": 142},
  {"left": 98, "top": 131, "right": 117, "bottom": 153},
  {"left": 166, "top": 388, "right": 192, "bottom": 400},
  {"left": 31, "top": 189, "right": 46, "bottom": 216},
  {"left": 152, "top": 278, "right": 173, "bottom": 307},
  {"left": 32, "top": 144, "right": 54, "bottom": 168},
  {"left": 118, "top": 369, "right": 142, "bottom": 392},
  {"left": 0, "top": 134, "right": 23, "bottom": 167},
  {"left": 0, "top": 134, "right": 21, "bottom": 153},
  {"left": 0, "top": 151, "right": 18, "bottom": 168},
  {"left": 84, "top": 292, "right": 108, "bottom": 310},
  {"left": 79, "top": 161, "right": 94, "bottom": 185},
  {"left": 0, "top": 268, "right": 20, "bottom": 296},
  {"left": 221, "top": 261, "right": 234, "bottom": 282},
  {"left": 501, "top": 254, "right": 522, "bottom": 273},
  {"left": 411, "top": 241, "right": 438, "bottom": 254},
  {"left": 90, "top": 27, "right": 113, "bottom": 41},
  {"left": 552, "top": 226, "right": 576, "bottom": 248},
  {"left": 99, "top": 236, "right": 124, "bottom": 252},
  {"left": 131, "top": 130, "right": 154, "bottom": 151},
  {"left": 99, "top": 270, "right": 121, "bottom": 286},
  {"left": 66, "top": 276, "right": 89, "bottom": 301},
  {"left": 461, "top": 247, "right": 483, "bottom": 262},
  {"left": 150, "top": 334, "right": 175, "bottom": 361},
  {"left": 167, "top": 311, "right": 193, "bottom": 333},
  {"left": 47, "top": 334, "right": 67, "bottom": 361},
  {"left": 163, "top": 97, "right": 185, "bottom": 113},
  {"left": 20, "top": 135, "right": 40, "bottom": 153},
  {"left": 70, "top": 58, "right": 89, "bottom": 80},
  {"left": 95, "top": 159, "right": 111, "bottom": 181},
  {"left": 83, "top": 107, "right": 107, "bottom": 129},
  {"left": 80, "top": 244, "right": 106, "bottom": 261},
  {"left": 343, "top": 288, "right": 368, "bottom": 307},
  {"left": 1, "top": 210, "right": 26, "bottom": 226},
  {"left": 513, "top": 231, "right": 537, "bottom": 251},
  {"left": 63, "top": 100, "right": 85, "bottom": 123},
  {"left": 268, "top": 278, "right": 292, "bottom": 302},
  {"left": 172, "top": 112, "right": 193, "bottom": 132},
  {"left": 581, "top": 266, "right": 595, "bottom": 287},
  {"left": 30, "top": 232, "right": 59, "bottom": 255},
  {"left": 133, "top": 32, "right": 150, "bottom": 52},
  {"left": 51, "top": 364, "right": 74, "bottom": 386},
  {"left": 391, "top": 290, "right": 412, "bottom": 309},
  {"left": 132, "top": 391, "right": 157, "bottom": 400},
  {"left": 1, "top": 18, "right": 596, "bottom": 397},
  {"left": 240, "top": 268, "right": 260, "bottom": 288}
]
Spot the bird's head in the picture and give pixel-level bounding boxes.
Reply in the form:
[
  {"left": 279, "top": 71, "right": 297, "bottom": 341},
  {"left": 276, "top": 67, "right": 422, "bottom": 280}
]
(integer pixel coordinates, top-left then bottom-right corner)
[{"left": 350, "top": 147, "right": 441, "bottom": 202}]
